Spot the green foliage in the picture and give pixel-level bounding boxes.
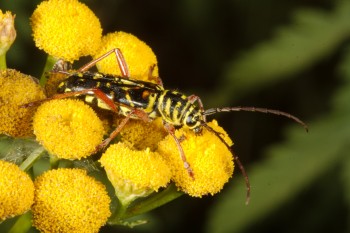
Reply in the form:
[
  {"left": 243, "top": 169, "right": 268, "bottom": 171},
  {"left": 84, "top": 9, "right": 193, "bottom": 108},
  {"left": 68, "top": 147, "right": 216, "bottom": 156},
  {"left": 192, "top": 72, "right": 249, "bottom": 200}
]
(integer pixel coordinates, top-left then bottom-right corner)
[
  {"left": 207, "top": 1, "right": 350, "bottom": 232},
  {"left": 213, "top": 0, "right": 350, "bottom": 105}
]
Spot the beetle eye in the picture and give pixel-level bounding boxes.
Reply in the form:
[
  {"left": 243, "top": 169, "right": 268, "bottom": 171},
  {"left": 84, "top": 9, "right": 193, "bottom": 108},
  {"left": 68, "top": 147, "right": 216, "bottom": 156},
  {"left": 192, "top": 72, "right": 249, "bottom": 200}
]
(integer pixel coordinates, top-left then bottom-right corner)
[
  {"left": 186, "top": 114, "right": 201, "bottom": 129},
  {"left": 185, "top": 114, "right": 196, "bottom": 127},
  {"left": 186, "top": 118, "right": 196, "bottom": 127}
]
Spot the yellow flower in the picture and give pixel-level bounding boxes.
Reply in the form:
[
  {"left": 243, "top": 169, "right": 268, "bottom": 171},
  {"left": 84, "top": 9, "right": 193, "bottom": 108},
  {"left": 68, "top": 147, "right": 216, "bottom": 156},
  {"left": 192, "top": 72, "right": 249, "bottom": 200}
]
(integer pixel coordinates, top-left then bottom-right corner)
[
  {"left": 32, "top": 168, "right": 111, "bottom": 233},
  {"left": 114, "top": 117, "right": 167, "bottom": 151},
  {"left": 94, "top": 31, "right": 159, "bottom": 82},
  {"left": 0, "top": 160, "right": 34, "bottom": 221},
  {"left": 31, "top": 0, "right": 102, "bottom": 62},
  {"left": 100, "top": 142, "right": 171, "bottom": 205},
  {"left": 0, "top": 10, "right": 16, "bottom": 56},
  {"left": 157, "top": 120, "right": 234, "bottom": 197},
  {"left": 0, "top": 69, "right": 46, "bottom": 137},
  {"left": 33, "top": 99, "right": 104, "bottom": 159}
]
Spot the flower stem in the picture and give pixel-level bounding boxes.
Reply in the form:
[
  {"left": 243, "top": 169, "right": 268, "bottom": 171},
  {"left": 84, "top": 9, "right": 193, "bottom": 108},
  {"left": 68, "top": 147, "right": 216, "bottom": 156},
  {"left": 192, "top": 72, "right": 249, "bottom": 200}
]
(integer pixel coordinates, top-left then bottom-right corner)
[
  {"left": 110, "top": 200, "right": 129, "bottom": 221},
  {"left": 0, "top": 53, "right": 6, "bottom": 70},
  {"left": 19, "top": 146, "right": 45, "bottom": 172},
  {"left": 123, "top": 183, "right": 183, "bottom": 219},
  {"left": 39, "top": 55, "right": 58, "bottom": 86},
  {"left": 49, "top": 154, "right": 59, "bottom": 169}
]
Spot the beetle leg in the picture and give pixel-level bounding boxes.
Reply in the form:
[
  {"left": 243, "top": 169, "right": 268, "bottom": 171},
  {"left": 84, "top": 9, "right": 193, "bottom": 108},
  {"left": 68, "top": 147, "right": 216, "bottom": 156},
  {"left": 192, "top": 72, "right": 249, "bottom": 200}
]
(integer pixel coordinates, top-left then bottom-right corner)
[
  {"left": 148, "top": 64, "right": 164, "bottom": 87},
  {"left": 95, "top": 108, "right": 152, "bottom": 152},
  {"left": 163, "top": 121, "right": 194, "bottom": 179},
  {"left": 22, "top": 88, "right": 118, "bottom": 112},
  {"left": 78, "top": 48, "right": 130, "bottom": 77}
]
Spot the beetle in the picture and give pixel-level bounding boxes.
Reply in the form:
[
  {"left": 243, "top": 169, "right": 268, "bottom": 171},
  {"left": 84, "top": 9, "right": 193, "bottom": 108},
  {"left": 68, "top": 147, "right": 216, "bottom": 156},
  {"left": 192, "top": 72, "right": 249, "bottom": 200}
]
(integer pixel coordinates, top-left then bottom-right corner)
[{"left": 25, "top": 48, "right": 308, "bottom": 203}]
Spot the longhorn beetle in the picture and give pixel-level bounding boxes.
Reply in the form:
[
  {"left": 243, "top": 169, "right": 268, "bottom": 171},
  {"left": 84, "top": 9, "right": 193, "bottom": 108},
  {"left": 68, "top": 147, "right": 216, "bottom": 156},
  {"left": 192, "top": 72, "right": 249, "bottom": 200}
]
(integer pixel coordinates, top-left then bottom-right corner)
[{"left": 25, "top": 48, "right": 308, "bottom": 204}]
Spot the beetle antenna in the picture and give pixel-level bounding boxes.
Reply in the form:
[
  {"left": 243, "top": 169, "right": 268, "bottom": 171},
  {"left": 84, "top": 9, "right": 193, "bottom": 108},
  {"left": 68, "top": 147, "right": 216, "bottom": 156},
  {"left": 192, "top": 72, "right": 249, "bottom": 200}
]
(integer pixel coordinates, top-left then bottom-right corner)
[
  {"left": 203, "top": 107, "right": 308, "bottom": 132},
  {"left": 202, "top": 123, "right": 251, "bottom": 205}
]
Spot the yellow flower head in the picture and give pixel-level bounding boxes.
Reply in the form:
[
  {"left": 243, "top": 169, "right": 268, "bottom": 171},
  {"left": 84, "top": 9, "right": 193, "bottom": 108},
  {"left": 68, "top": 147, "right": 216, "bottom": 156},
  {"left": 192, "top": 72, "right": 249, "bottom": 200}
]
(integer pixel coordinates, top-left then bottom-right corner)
[
  {"left": 100, "top": 142, "right": 171, "bottom": 205},
  {"left": 0, "top": 69, "right": 46, "bottom": 137},
  {"left": 33, "top": 99, "right": 104, "bottom": 159},
  {"left": 94, "top": 31, "right": 159, "bottom": 82},
  {"left": 0, "top": 10, "right": 16, "bottom": 56},
  {"left": 114, "top": 117, "right": 167, "bottom": 151},
  {"left": 157, "top": 120, "right": 234, "bottom": 197},
  {"left": 0, "top": 160, "right": 34, "bottom": 221},
  {"left": 31, "top": 0, "right": 102, "bottom": 62},
  {"left": 32, "top": 168, "right": 111, "bottom": 233}
]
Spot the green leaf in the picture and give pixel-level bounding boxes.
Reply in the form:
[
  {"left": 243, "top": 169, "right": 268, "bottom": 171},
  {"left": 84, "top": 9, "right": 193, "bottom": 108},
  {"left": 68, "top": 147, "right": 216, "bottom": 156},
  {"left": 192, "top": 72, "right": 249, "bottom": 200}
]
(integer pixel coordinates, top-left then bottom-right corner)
[
  {"left": 207, "top": 114, "right": 349, "bottom": 233},
  {"left": 212, "top": 0, "right": 350, "bottom": 105},
  {"left": 0, "top": 136, "right": 42, "bottom": 165},
  {"left": 206, "top": 34, "right": 350, "bottom": 233},
  {"left": 8, "top": 212, "right": 32, "bottom": 233}
]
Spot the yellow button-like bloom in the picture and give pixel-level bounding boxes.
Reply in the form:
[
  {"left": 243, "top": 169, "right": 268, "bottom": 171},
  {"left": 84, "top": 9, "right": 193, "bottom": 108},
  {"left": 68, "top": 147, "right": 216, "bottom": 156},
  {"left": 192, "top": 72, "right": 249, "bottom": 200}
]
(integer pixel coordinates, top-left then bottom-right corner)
[
  {"left": 0, "top": 160, "right": 34, "bottom": 221},
  {"left": 94, "top": 31, "right": 159, "bottom": 82},
  {"left": 157, "top": 120, "right": 234, "bottom": 197},
  {"left": 31, "top": 0, "right": 102, "bottom": 62},
  {"left": 32, "top": 168, "right": 111, "bottom": 233},
  {"left": 0, "top": 69, "right": 46, "bottom": 137},
  {"left": 100, "top": 142, "right": 171, "bottom": 205},
  {"left": 33, "top": 99, "right": 104, "bottom": 159},
  {"left": 114, "top": 117, "right": 167, "bottom": 151},
  {"left": 0, "top": 10, "right": 16, "bottom": 56}
]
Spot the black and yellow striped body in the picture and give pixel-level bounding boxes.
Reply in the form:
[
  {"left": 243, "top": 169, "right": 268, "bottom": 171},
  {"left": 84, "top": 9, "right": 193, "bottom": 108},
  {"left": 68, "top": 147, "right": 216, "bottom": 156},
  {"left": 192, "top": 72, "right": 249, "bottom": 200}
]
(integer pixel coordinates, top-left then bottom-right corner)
[
  {"left": 157, "top": 90, "right": 202, "bottom": 129},
  {"left": 57, "top": 72, "right": 204, "bottom": 131}
]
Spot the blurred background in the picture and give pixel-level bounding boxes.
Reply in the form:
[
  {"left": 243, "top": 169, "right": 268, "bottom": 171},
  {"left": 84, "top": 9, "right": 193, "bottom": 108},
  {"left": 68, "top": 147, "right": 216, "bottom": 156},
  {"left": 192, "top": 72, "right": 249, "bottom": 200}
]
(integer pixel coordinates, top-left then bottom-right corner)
[{"left": 1, "top": 0, "right": 350, "bottom": 232}]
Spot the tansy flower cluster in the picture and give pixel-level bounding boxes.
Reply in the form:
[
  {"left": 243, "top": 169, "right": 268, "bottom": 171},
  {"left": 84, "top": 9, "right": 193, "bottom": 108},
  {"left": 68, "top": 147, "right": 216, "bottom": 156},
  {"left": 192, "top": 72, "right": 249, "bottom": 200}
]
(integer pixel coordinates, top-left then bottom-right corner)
[
  {"left": 0, "top": 160, "right": 34, "bottom": 221},
  {"left": 32, "top": 168, "right": 111, "bottom": 233},
  {"left": 31, "top": 0, "right": 102, "bottom": 62},
  {"left": 0, "top": 0, "right": 238, "bottom": 232},
  {"left": 33, "top": 99, "right": 105, "bottom": 159},
  {"left": 0, "top": 69, "right": 46, "bottom": 137}
]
